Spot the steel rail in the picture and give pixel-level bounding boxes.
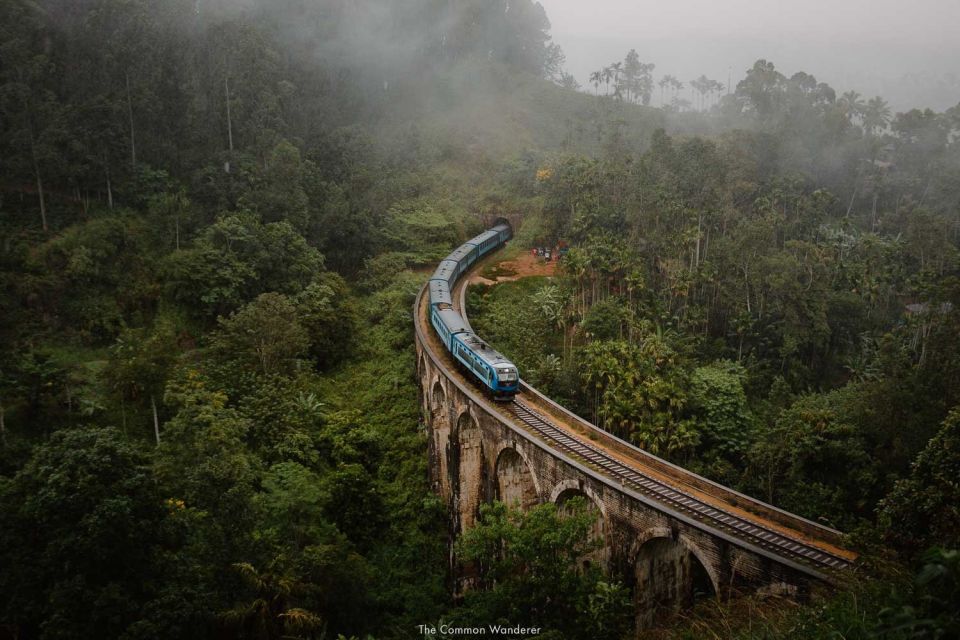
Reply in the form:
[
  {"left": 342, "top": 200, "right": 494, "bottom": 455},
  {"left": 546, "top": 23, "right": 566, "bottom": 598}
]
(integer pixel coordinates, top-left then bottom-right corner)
[{"left": 509, "top": 398, "right": 850, "bottom": 571}]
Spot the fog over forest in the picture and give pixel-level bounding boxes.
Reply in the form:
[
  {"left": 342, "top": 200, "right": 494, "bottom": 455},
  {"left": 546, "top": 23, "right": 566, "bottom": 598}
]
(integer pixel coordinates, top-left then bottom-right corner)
[
  {"left": 1, "top": 0, "right": 959, "bottom": 638},
  {"left": 542, "top": 0, "right": 960, "bottom": 112}
]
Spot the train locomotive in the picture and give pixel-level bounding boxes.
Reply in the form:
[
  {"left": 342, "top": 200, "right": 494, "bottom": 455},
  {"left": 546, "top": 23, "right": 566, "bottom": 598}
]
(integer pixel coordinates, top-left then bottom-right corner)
[{"left": 428, "top": 222, "right": 519, "bottom": 401}]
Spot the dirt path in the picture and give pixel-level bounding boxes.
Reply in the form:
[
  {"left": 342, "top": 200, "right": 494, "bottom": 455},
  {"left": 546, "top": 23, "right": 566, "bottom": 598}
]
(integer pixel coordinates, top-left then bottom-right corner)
[{"left": 469, "top": 251, "right": 558, "bottom": 285}]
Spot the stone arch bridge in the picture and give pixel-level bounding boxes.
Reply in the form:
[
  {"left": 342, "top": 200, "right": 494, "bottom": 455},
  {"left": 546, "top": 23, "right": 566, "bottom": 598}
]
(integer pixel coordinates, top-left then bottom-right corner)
[{"left": 414, "top": 264, "right": 855, "bottom": 627}]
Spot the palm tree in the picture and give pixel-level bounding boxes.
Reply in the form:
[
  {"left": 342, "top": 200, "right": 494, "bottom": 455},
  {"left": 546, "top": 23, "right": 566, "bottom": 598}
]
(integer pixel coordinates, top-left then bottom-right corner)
[
  {"left": 608, "top": 62, "right": 623, "bottom": 98},
  {"left": 691, "top": 75, "right": 711, "bottom": 111},
  {"left": 658, "top": 75, "right": 672, "bottom": 107},
  {"left": 710, "top": 80, "right": 725, "bottom": 109},
  {"left": 560, "top": 248, "right": 589, "bottom": 318},
  {"left": 601, "top": 65, "right": 614, "bottom": 95},
  {"left": 669, "top": 77, "right": 684, "bottom": 106},
  {"left": 863, "top": 96, "right": 891, "bottom": 136},
  {"left": 221, "top": 562, "right": 323, "bottom": 640},
  {"left": 590, "top": 70, "right": 603, "bottom": 95},
  {"left": 839, "top": 90, "right": 866, "bottom": 125}
]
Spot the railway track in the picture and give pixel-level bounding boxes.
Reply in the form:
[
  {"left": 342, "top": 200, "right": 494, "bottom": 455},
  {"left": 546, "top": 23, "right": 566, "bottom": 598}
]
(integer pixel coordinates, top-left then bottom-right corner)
[{"left": 509, "top": 398, "right": 851, "bottom": 573}]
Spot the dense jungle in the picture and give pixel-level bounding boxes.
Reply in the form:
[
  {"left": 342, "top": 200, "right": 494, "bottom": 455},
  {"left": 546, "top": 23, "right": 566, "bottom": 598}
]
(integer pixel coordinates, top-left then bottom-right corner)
[{"left": 1, "top": 1, "right": 958, "bottom": 638}]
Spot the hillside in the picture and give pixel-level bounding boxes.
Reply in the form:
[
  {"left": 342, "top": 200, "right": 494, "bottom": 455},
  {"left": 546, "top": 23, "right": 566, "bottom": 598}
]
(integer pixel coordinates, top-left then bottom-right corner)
[{"left": 1, "top": 0, "right": 959, "bottom": 638}]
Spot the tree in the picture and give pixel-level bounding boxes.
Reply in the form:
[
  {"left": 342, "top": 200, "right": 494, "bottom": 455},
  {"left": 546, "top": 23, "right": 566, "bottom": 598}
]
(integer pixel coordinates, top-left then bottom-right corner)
[
  {"left": 747, "top": 389, "right": 876, "bottom": 528},
  {"left": 658, "top": 75, "right": 671, "bottom": 107},
  {"left": 213, "top": 293, "right": 309, "bottom": 377},
  {"left": 104, "top": 322, "right": 179, "bottom": 444},
  {"left": 242, "top": 140, "right": 309, "bottom": 230},
  {"left": 838, "top": 90, "right": 866, "bottom": 125},
  {"left": 689, "top": 361, "right": 756, "bottom": 462},
  {"left": 0, "top": 427, "right": 174, "bottom": 639},
  {"left": 622, "top": 49, "right": 641, "bottom": 104},
  {"left": 863, "top": 96, "right": 891, "bottom": 136},
  {"left": 0, "top": 2, "right": 66, "bottom": 232},
  {"left": 879, "top": 407, "right": 960, "bottom": 554},
  {"left": 294, "top": 273, "right": 356, "bottom": 369},
  {"left": 221, "top": 561, "right": 323, "bottom": 640},
  {"left": 451, "top": 499, "right": 632, "bottom": 639},
  {"left": 590, "top": 70, "right": 602, "bottom": 95},
  {"left": 580, "top": 339, "right": 697, "bottom": 458},
  {"left": 735, "top": 59, "right": 786, "bottom": 120},
  {"left": 164, "top": 213, "right": 324, "bottom": 320}
]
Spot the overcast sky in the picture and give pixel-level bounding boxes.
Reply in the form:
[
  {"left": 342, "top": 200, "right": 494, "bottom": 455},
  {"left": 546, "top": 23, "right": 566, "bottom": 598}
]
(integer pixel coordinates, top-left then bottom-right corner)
[{"left": 538, "top": 0, "right": 960, "bottom": 112}]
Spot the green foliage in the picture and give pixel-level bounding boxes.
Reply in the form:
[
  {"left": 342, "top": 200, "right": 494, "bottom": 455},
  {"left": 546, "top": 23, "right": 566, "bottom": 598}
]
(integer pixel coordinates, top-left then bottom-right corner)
[
  {"left": 579, "top": 339, "right": 698, "bottom": 458},
  {"left": 875, "top": 548, "right": 960, "bottom": 638},
  {"left": 688, "top": 361, "right": 756, "bottom": 461},
  {"left": 581, "top": 298, "right": 629, "bottom": 340},
  {"left": 247, "top": 462, "right": 377, "bottom": 636},
  {"left": 242, "top": 140, "right": 310, "bottom": 231},
  {"left": 381, "top": 198, "right": 465, "bottom": 259},
  {"left": 164, "top": 214, "right": 324, "bottom": 321},
  {"left": 2, "top": 0, "right": 960, "bottom": 636},
  {"left": 294, "top": 272, "right": 357, "bottom": 368},
  {"left": 661, "top": 548, "right": 959, "bottom": 640},
  {"left": 27, "top": 212, "right": 157, "bottom": 340},
  {"left": 358, "top": 252, "right": 412, "bottom": 292},
  {"left": 451, "top": 499, "right": 633, "bottom": 639},
  {"left": 156, "top": 370, "right": 259, "bottom": 533},
  {"left": 468, "top": 277, "right": 566, "bottom": 389},
  {"left": 747, "top": 389, "right": 878, "bottom": 529},
  {"left": 212, "top": 293, "right": 310, "bottom": 376},
  {"left": 879, "top": 408, "right": 960, "bottom": 554},
  {"left": 0, "top": 427, "right": 193, "bottom": 640},
  {"left": 103, "top": 320, "right": 180, "bottom": 436}
]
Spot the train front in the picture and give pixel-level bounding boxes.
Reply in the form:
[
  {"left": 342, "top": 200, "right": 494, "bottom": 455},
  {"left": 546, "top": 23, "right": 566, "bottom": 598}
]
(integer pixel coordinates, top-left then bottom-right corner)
[{"left": 492, "top": 362, "right": 520, "bottom": 399}]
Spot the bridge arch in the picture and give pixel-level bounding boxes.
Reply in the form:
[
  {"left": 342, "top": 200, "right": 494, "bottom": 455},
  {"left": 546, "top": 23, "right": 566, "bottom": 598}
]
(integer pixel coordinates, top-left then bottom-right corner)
[
  {"left": 431, "top": 379, "right": 446, "bottom": 416},
  {"left": 549, "top": 480, "right": 608, "bottom": 519},
  {"left": 494, "top": 445, "right": 540, "bottom": 511},
  {"left": 552, "top": 482, "right": 608, "bottom": 570},
  {"left": 452, "top": 410, "right": 486, "bottom": 531},
  {"left": 633, "top": 529, "right": 718, "bottom": 629}
]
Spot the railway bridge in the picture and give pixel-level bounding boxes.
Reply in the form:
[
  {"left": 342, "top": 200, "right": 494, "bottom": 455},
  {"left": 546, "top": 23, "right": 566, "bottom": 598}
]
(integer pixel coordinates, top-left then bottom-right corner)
[{"left": 414, "top": 250, "right": 855, "bottom": 628}]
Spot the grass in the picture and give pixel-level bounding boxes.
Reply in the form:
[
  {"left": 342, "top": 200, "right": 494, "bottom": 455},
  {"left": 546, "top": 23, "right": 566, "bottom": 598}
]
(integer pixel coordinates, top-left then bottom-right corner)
[{"left": 480, "top": 262, "right": 518, "bottom": 280}]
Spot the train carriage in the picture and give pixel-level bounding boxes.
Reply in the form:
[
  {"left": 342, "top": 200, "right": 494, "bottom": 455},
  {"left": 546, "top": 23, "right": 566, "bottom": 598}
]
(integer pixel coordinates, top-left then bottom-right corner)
[
  {"left": 432, "top": 259, "right": 459, "bottom": 287},
  {"left": 428, "top": 279, "right": 452, "bottom": 307},
  {"left": 492, "top": 223, "right": 512, "bottom": 243},
  {"left": 445, "top": 244, "right": 478, "bottom": 272},
  {"left": 427, "top": 221, "right": 519, "bottom": 401},
  {"left": 431, "top": 306, "right": 470, "bottom": 351},
  {"left": 451, "top": 332, "right": 519, "bottom": 398},
  {"left": 466, "top": 230, "right": 501, "bottom": 257}
]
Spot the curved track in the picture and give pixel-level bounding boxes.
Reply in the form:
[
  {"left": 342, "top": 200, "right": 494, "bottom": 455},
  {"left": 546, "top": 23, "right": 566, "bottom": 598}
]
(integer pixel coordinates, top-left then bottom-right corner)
[
  {"left": 419, "top": 242, "right": 856, "bottom": 581},
  {"left": 508, "top": 399, "right": 850, "bottom": 571}
]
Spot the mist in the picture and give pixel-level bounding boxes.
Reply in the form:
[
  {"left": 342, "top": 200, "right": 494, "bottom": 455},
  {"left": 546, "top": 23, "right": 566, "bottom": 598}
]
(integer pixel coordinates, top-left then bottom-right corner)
[{"left": 541, "top": 0, "right": 960, "bottom": 112}]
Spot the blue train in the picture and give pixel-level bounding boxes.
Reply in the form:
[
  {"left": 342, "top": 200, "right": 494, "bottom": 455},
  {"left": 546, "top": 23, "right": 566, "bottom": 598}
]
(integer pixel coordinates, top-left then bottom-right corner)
[{"left": 428, "top": 222, "right": 519, "bottom": 401}]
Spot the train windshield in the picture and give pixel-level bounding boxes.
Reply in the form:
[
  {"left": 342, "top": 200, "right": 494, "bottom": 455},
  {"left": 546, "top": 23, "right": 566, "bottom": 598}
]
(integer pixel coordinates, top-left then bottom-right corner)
[{"left": 497, "top": 367, "right": 518, "bottom": 382}]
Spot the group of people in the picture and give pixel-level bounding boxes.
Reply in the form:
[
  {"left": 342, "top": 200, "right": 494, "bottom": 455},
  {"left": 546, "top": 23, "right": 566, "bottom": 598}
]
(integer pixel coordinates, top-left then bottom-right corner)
[{"left": 531, "top": 246, "right": 564, "bottom": 261}]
